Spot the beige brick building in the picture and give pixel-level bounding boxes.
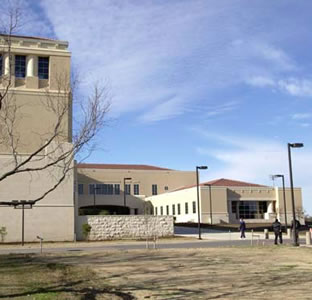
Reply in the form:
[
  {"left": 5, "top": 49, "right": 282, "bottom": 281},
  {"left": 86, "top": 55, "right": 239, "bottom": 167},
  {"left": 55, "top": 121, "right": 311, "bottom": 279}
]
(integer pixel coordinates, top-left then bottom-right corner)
[
  {"left": 147, "top": 178, "right": 304, "bottom": 225},
  {"left": 0, "top": 34, "right": 75, "bottom": 242}
]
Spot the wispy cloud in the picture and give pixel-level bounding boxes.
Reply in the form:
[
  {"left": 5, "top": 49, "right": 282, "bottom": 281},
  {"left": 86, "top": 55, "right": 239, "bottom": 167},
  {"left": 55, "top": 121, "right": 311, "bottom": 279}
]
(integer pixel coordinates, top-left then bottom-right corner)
[
  {"left": 278, "top": 79, "right": 312, "bottom": 97},
  {"left": 39, "top": 0, "right": 310, "bottom": 122},
  {"left": 292, "top": 113, "right": 312, "bottom": 120},
  {"left": 247, "top": 76, "right": 312, "bottom": 97}
]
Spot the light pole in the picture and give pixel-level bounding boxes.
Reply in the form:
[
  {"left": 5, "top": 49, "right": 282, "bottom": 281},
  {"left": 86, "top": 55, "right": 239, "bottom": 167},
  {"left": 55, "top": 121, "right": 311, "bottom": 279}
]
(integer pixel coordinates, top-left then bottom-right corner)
[
  {"left": 123, "top": 177, "right": 132, "bottom": 208},
  {"left": 272, "top": 174, "right": 287, "bottom": 232},
  {"left": 196, "top": 166, "right": 208, "bottom": 240},
  {"left": 288, "top": 142, "right": 304, "bottom": 246}
]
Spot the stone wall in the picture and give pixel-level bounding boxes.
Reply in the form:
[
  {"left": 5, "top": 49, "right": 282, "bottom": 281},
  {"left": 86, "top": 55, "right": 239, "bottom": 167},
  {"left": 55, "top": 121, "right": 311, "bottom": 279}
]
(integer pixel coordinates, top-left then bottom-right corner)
[{"left": 76, "top": 215, "right": 174, "bottom": 240}]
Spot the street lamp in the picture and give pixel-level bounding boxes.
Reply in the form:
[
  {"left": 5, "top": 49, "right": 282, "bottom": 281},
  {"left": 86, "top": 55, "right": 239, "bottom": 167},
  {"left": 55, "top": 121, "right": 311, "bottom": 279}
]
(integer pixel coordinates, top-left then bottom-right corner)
[
  {"left": 123, "top": 177, "right": 132, "bottom": 208},
  {"left": 271, "top": 174, "right": 287, "bottom": 232},
  {"left": 196, "top": 166, "right": 208, "bottom": 239},
  {"left": 288, "top": 142, "right": 304, "bottom": 246}
]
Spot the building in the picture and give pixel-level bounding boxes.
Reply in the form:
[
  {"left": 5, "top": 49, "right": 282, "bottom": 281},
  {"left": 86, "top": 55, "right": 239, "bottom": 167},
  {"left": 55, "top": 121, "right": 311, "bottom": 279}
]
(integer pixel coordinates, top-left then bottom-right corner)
[
  {"left": 0, "top": 34, "right": 305, "bottom": 242},
  {"left": 0, "top": 34, "right": 75, "bottom": 242},
  {"left": 147, "top": 178, "right": 304, "bottom": 224},
  {"left": 76, "top": 163, "right": 196, "bottom": 215}
]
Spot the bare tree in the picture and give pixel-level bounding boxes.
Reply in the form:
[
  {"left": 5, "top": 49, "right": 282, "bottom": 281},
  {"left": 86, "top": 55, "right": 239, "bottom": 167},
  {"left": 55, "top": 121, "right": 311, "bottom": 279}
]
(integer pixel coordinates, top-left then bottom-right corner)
[{"left": 0, "top": 4, "right": 110, "bottom": 204}]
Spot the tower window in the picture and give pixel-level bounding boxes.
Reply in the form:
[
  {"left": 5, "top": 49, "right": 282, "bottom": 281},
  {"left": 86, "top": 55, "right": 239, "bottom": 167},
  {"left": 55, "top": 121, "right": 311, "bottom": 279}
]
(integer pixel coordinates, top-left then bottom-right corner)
[
  {"left": 15, "top": 55, "right": 26, "bottom": 78},
  {"left": 38, "top": 57, "right": 49, "bottom": 79}
]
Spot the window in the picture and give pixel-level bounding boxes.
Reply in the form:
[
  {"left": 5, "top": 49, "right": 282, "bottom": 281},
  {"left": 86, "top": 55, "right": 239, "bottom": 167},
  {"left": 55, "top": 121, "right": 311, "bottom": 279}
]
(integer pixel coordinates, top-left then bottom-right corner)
[
  {"left": 38, "top": 57, "right": 49, "bottom": 79},
  {"left": 78, "top": 184, "right": 84, "bottom": 195},
  {"left": 15, "top": 55, "right": 26, "bottom": 78},
  {"left": 89, "top": 184, "right": 95, "bottom": 195},
  {"left": 160, "top": 206, "right": 163, "bottom": 215},
  {"left": 114, "top": 184, "right": 120, "bottom": 195},
  {"left": 232, "top": 201, "right": 237, "bottom": 213},
  {"left": 134, "top": 184, "right": 139, "bottom": 195},
  {"left": 166, "top": 205, "right": 169, "bottom": 215},
  {"left": 0, "top": 54, "right": 2, "bottom": 76},
  {"left": 178, "top": 204, "right": 181, "bottom": 215},
  {"left": 152, "top": 184, "right": 158, "bottom": 195},
  {"left": 192, "top": 201, "right": 196, "bottom": 213},
  {"left": 95, "top": 184, "right": 114, "bottom": 195},
  {"left": 125, "top": 184, "right": 131, "bottom": 195},
  {"left": 185, "top": 202, "right": 188, "bottom": 214},
  {"left": 172, "top": 204, "right": 175, "bottom": 215},
  {"left": 238, "top": 201, "right": 268, "bottom": 219},
  {"left": 155, "top": 207, "right": 158, "bottom": 215},
  {"left": 164, "top": 186, "right": 169, "bottom": 191}
]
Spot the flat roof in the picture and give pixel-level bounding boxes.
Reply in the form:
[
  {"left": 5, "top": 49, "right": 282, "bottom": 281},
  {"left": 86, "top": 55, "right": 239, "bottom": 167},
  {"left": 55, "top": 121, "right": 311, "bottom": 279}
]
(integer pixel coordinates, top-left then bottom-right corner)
[{"left": 77, "top": 163, "right": 173, "bottom": 171}]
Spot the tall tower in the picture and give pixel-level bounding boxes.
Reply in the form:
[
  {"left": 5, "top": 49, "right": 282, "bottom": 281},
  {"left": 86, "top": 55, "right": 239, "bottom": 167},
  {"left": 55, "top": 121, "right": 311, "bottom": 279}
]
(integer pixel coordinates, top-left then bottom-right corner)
[{"left": 0, "top": 35, "right": 75, "bottom": 242}]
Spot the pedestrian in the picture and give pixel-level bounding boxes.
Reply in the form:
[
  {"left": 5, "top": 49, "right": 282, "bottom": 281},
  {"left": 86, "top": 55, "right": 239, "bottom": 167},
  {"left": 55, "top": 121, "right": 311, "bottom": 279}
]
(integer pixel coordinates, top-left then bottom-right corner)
[
  {"left": 272, "top": 218, "right": 283, "bottom": 245},
  {"left": 239, "top": 218, "right": 246, "bottom": 239}
]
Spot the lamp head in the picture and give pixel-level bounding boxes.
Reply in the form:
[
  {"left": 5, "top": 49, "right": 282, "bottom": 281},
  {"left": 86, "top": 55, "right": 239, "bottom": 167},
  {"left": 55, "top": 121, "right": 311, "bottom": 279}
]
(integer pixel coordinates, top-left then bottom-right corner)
[
  {"left": 197, "top": 166, "right": 208, "bottom": 170},
  {"left": 271, "top": 174, "right": 283, "bottom": 179},
  {"left": 289, "top": 143, "right": 304, "bottom": 148}
]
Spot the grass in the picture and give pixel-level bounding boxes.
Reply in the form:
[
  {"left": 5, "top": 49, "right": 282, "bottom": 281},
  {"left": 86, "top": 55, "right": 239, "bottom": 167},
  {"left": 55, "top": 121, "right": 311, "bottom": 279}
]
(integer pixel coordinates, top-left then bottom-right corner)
[{"left": 1, "top": 247, "right": 312, "bottom": 299}]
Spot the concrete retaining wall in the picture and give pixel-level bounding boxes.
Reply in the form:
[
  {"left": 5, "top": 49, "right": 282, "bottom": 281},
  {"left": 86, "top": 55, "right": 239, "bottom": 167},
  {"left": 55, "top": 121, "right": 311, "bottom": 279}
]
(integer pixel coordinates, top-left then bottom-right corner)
[{"left": 76, "top": 215, "right": 174, "bottom": 240}]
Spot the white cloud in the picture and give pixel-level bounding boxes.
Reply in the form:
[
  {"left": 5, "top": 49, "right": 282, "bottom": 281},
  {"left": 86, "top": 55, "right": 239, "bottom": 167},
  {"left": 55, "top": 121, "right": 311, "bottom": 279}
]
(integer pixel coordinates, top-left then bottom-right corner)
[
  {"left": 278, "top": 79, "right": 312, "bottom": 97},
  {"left": 247, "top": 76, "right": 275, "bottom": 88},
  {"left": 246, "top": 76, "right": 312, "bottom": 98},
  {"left": 292, "top": 113, "right": 312, "bottom": 120}
]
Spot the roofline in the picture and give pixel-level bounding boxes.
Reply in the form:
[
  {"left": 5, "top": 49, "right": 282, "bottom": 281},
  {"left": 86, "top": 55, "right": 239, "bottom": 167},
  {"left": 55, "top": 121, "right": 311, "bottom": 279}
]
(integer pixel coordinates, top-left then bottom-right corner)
[
  {"left": 0, "top": 34, "right": 68, "bottom": 46},
  {"left": 77, "top": 163, "right": 174, "bottom": 171}
]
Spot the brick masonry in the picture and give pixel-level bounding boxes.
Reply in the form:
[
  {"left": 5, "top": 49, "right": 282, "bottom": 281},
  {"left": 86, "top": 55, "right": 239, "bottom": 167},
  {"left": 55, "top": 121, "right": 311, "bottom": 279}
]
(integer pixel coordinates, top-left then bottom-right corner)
[{"left": 76, "top": 215, "right": 174, "bottom": 240}]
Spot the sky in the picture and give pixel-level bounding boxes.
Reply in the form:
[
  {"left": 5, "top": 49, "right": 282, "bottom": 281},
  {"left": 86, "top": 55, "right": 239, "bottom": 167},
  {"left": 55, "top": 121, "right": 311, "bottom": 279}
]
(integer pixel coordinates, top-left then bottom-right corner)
[{"left": 3, "top": 0, "right": 312, "bottom": 213}]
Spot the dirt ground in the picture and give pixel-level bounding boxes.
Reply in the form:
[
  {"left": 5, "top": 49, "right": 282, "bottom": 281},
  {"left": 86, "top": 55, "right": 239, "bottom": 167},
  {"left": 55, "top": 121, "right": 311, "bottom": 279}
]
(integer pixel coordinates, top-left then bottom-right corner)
[{"left": 1, "top": 246, "right": 312, "bottom": 299}]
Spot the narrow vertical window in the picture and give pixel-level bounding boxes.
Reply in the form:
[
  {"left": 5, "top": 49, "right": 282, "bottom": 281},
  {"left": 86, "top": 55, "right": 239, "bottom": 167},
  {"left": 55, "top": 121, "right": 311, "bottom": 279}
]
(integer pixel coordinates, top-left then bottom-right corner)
[
  {"left": 166, "top": 205, "right": 169, "bottom": 215},
  {"left": 152, "top": 184, "right": 158, "bottom": 195},
  {"left": 15, "top": 55, "right": 26, "bottom": 78},
  {"left": 114, "top": 184, "right": 120, "bottom": 195},
  {"left": 38, "top": 57, "right": 49, "bottom": 79},
  {"left": 125, "top": 184, "right": 131, "bottom": 195},
  {"left": 78, "top": 184, "right": 84, "bottom": 195},
  {"left": 89, "top": 184, "right": 95, "bottom": 195},
  {"left": 178, "top": 204, "right": 181, "bottom": 215},
  {"left": 185, "top": 202, "right": 188, "bottom": 214},
  {"left": 155, "top": 207, "right": 158, "bottom": 215},
  {"left": 192, "top": 201, "right": 196, "bottom": 213},
  {"left": 134, "top": 184, "right": 139, "bottom": 195},
  {"left": 160, "top": 206, "right": 163, "bottom": 215},
  {"left": 172, "top": 204, "right": 175, "bottom": 215}
]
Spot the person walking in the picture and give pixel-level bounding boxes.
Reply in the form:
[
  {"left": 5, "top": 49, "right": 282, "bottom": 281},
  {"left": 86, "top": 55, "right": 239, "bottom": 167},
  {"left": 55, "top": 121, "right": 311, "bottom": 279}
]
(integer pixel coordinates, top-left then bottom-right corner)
[
  {"left": 239, "top": 218, "right": 246, "bottom": 239},
  {"left": 272, "top": 218, "right": 283, "bottom": 245}
]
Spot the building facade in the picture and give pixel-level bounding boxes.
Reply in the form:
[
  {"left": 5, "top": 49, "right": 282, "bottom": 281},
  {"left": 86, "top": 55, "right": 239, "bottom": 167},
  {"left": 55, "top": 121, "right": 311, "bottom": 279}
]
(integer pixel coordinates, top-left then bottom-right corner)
[
  {"left": 147, "top": 178, "right": 304, "bottom": 225},
  {"left": 0, "top": 35, "right": 75, "bottom": 242},
  {"left": 76, "top": 163, "right": 196, "bottom": 214}
]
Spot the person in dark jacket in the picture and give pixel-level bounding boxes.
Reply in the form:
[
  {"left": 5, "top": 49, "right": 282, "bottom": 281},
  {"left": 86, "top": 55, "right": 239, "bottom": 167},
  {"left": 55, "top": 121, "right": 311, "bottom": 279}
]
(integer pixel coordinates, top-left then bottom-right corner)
[
  {"left": 239, "top": 218, "right": 246, "bottom": 239},
  {"left": 272, "top": 219, "right": 283, "bottom": 245}
]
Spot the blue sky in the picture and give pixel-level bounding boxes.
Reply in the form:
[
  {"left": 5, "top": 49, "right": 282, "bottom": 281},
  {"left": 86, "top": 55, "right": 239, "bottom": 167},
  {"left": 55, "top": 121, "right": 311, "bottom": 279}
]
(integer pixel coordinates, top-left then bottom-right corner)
[{"left": 4, "top": 0, "right": 312, "bottom": 212}]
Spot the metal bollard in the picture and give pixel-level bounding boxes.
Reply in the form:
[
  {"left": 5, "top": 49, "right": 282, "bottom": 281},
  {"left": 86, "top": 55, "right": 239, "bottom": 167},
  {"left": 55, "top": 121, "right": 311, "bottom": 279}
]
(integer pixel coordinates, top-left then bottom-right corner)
[
  {"left": 264, "top": 229, "right": 269, "bottom": 239},
  {"left": 306, "top": 231, "right": 311, "bottom": 245}
]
